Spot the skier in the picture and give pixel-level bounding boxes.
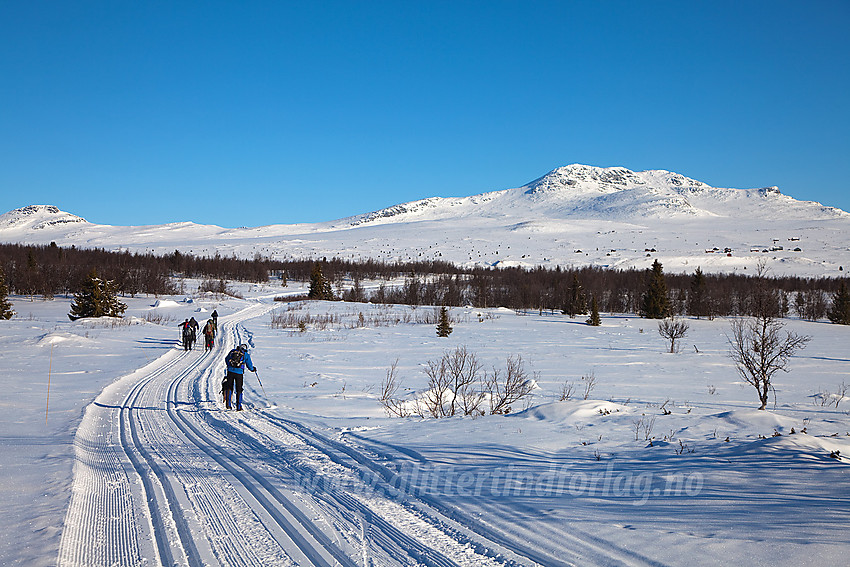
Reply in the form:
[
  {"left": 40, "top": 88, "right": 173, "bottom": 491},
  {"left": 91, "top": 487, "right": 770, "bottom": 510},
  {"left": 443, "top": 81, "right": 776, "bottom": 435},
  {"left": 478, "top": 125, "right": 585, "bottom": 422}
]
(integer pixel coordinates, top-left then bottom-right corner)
[
  {"left": 203, "top": 319, "right": 215, "bottom": 351},
  {"left": 223, "top": 344, "right": 256, "bottom": 411},
  {"left": 209, "top": 311, "right": 217, "bottom": 337},
  {"left": 179, "top": 319, "right": 192, "bottom": 351},
  {"left": 188, "top": 317, "right": 200, "bottom": 350}
]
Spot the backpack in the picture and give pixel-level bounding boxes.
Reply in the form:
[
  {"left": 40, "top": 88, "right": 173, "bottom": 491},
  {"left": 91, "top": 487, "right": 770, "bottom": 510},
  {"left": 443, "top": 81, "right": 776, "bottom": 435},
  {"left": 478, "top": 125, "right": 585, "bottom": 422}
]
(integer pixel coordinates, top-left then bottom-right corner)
[{"left": 225, "top": 348, "right": 244, "bottom": 369}]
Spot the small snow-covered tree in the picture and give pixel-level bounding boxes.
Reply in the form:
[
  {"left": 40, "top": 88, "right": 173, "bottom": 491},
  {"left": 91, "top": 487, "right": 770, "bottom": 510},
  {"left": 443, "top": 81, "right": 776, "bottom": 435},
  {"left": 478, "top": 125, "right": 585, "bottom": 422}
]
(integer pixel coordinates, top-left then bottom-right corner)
[
  {"left": 69, "top": 269, "right": 127, "bottom": 319},
  {"left": 0, "top": 267, "right": 14, "bottom": 320}
]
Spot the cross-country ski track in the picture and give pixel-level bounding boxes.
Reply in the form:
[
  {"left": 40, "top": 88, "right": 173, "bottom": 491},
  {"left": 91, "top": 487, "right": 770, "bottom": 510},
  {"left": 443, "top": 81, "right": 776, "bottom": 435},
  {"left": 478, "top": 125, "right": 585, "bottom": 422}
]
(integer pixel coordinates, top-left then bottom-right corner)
[{"left": 56, "top": 301, "right": 669, "bottom": 567}]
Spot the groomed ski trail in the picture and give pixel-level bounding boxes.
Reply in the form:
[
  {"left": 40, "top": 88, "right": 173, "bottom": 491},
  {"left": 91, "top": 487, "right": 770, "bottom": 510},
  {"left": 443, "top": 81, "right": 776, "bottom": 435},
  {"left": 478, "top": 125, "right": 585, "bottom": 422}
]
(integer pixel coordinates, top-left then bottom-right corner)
[{"left": 58, "top": 302, "right": 551, "bottom": 567}]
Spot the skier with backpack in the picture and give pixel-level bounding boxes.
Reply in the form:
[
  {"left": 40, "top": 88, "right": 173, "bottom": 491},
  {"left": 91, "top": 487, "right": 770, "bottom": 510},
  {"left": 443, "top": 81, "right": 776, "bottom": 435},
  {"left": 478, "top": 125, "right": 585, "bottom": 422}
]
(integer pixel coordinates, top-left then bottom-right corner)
[
  {"left": 223, "top": 344, "right": 256, "bottom": 411},
  {"left": 179, "top": 319, "right": 192, "bottom": 351},
  {"left": 203, "top": 319, "right": 216, "bottom": 351},
  {"left": 188, "top": 317, "right": 200, "bottom": 350}
]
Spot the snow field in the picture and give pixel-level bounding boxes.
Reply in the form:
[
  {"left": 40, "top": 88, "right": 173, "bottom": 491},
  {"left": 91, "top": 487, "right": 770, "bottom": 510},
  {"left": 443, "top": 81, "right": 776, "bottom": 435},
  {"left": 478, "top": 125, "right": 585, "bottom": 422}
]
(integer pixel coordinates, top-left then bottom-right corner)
[
  {"left": 1, "top": 286, "right": 849, "bottom": 566},
  {"left": 249, "top": 299, "right": 850, "bottom": 566}
]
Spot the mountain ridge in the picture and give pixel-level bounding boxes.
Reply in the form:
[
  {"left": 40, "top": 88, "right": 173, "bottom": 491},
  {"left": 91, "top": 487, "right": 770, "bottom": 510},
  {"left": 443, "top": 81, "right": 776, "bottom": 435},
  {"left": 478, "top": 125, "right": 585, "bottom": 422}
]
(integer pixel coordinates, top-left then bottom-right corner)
[{"left": 2, "top": 165, "right": 849, "bottom": 277}]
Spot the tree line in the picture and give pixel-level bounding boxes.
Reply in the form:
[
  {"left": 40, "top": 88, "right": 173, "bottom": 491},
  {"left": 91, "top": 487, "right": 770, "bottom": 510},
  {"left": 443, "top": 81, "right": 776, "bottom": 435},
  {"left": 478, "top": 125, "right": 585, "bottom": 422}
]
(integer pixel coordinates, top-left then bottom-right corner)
[
  {"left": 1, "top": 242, "right": 848, "bottom": 323},
  {"left": 334, "top": 261, "right": 849, "bottom": 323},
  {"left": 0, "top": 242, "right": 269, "bottom": 298}
]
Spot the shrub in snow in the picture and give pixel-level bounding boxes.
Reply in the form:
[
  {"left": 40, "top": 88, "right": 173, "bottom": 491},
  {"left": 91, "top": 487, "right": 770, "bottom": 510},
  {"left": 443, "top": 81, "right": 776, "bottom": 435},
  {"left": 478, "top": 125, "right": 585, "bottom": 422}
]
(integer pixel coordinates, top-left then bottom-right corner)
[
  {"left": 558, "top": 380, "right": 576, "bottom": 401},
  {"left": 581, "top": 371, "right": 597, "bottom": 400},
  {"left": 657, "top": 317, "right": 689, "bottom": 353},
  {"left": 485, "top": 355, "right": 536, "bottom": 415},
  {"left": 422, "top": 346, "right": 484, "bottom": 417},
  {"left": 379, "top": 348, "right": 536, "bottom": 418}
]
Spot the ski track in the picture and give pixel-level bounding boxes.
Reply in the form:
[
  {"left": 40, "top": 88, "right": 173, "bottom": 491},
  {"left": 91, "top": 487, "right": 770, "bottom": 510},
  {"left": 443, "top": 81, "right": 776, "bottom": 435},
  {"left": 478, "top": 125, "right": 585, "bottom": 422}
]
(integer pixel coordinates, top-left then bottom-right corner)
[
  {"left": 341, "top": 434, "right": 670, "bottom": 567},
  {"left": 61, "top": 302, "right": 606, "bottom": 567}
]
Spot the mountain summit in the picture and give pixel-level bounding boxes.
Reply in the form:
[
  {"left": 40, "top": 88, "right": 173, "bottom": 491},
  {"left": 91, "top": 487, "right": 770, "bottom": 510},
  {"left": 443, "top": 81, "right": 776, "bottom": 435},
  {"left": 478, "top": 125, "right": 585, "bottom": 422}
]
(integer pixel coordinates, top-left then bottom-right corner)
[
  {"left": 523, "top": 164, "right": 706, "bottom": 195},
  {"left": 345, "top": 164, "right": 846, "bottom": 226},
  {"left": 0, "top": 205, "right": 87, "bottom": 231}
]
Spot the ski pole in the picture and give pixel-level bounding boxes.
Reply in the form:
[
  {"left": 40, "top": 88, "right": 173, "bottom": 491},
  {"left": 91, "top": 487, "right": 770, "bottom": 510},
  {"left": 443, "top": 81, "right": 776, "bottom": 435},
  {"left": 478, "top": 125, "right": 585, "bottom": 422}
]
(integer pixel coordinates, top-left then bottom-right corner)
[{"left": 253, "top": 369, "right": 267, "bottom": 397}]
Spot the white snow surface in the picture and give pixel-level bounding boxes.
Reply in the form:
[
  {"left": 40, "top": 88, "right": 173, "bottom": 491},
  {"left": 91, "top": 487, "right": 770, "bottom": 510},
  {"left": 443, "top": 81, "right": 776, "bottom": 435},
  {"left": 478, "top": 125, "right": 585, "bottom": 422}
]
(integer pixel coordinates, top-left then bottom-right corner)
[
  {"left": 2, "top": 280, "right": 849, "bottom": 566},
  {"left": 3, "top": 164, "right": 850, "bottom": 277}
]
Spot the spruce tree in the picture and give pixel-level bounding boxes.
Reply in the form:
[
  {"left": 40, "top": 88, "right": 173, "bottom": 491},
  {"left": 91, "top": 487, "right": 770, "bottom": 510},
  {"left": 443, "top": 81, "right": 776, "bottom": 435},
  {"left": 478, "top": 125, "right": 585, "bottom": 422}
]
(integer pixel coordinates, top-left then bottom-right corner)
[
  {"left": 641, "top": 259, "right": 670, "bottom": 319},
  {"left": 0, "top": 267, "right": 14, "bottom": 320},
  {"left": 308, "top": 262, "right": 334, "bottom": 300},
  {"left": 436, "top": 306, "right": 453, "bottom": 337},
  {"left": 586, "top": 295, "right": 601, "bottom": 326},
  {"left": 69, "top": 269, "right": 127, "bottom": 319},
  {"left": 562, "top": 274, "right": 587, "bottom": 318},
  {"left": 687, "top": 267, "right": 707, "bottom": 318},
  {"left": 827, "top": 281, "right": 850, "bottom": 325}
]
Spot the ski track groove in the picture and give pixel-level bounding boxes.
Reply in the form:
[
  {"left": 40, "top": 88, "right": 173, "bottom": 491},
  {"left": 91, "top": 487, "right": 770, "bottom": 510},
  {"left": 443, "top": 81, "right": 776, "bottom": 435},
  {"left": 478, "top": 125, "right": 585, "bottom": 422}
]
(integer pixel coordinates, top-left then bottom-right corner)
[
  {"left": 208, "top": 416, "right": 466, "bottom": 567},
  {"left": 346, "top": 434, "right": 671, "bottom": 567},
  {"left": 59, "top": 301, "right": 663, "bottom": 567},
  {"left": 58, "top": 350, "right": 189, "bottom": 567},
  {"left": 165, "top": 343, "right": 352, "bottom": 567},
  {"left": 133, "top": 311, "right": 303, "bottom": 566},
  {"left": 194, "top": 317, "right": 506, "bottom": 566},
  {"left": 250, "top": 415, "right": 535, "bottom": 566}
]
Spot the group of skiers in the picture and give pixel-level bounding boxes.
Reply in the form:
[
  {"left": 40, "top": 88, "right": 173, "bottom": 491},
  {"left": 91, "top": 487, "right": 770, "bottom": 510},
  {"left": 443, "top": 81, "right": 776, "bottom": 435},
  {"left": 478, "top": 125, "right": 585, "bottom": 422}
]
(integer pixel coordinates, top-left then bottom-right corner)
[
  {"left": 178, "top": 310, "right": 219, "bottom": 351},
  {"left": 178, "top": 310, "right": 259, "bottom": 411}
]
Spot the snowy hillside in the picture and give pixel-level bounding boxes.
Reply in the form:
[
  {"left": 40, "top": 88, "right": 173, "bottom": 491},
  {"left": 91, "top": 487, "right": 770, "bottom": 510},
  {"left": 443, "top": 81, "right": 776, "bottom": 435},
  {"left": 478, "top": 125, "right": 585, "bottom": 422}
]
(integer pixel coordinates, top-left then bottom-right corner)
[{"left": 3, "top": 165, "right": 850, "bottom": 276}]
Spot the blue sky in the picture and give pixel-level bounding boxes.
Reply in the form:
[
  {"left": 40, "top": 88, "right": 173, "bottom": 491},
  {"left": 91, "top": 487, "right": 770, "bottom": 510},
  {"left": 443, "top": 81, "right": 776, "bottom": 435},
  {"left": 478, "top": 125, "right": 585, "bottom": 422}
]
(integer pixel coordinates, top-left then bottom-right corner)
[{"left": 2, "top": 1, "right": 848, "bottom": 227}]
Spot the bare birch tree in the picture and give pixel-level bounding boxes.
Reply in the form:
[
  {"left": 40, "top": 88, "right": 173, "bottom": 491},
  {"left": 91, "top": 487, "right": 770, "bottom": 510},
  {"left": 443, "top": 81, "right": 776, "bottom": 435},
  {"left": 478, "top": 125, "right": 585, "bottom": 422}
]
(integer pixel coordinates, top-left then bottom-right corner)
[{"left": 728, "top": 316, "right": 810, "bottom": 410}]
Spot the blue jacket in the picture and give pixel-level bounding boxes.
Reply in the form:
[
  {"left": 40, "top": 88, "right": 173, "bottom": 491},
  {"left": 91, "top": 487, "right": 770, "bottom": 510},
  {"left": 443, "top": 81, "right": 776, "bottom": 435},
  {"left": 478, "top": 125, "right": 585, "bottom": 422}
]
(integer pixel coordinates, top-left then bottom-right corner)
[{"left": 227, "top": 351, "right": 255, "bottom": 375}]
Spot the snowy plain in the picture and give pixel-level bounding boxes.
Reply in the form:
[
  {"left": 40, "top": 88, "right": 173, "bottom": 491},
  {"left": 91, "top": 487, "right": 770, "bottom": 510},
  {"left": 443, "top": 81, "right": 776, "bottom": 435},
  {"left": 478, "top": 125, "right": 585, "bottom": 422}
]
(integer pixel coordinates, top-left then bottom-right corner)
[{"left": 1, "top": 277, "right": 848, "bottom": 566}]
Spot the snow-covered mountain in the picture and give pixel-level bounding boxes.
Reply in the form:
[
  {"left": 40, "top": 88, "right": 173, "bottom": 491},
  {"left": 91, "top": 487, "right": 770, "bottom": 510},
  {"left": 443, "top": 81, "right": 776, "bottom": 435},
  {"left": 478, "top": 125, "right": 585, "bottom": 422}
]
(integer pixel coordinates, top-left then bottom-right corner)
[
  {"left": 0, "top": 205, "right": 88, "bottom": 230},
  {"left": 342, "top": 164, "right": 847, "bottom": 225},
  {"left": 3, "top": 165, "right": 849, "bottom": 277}
]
